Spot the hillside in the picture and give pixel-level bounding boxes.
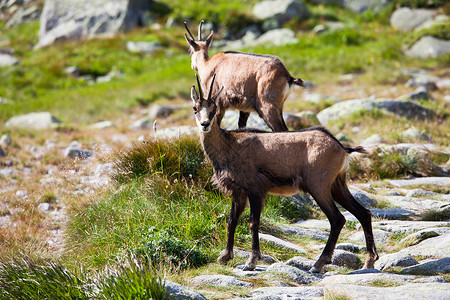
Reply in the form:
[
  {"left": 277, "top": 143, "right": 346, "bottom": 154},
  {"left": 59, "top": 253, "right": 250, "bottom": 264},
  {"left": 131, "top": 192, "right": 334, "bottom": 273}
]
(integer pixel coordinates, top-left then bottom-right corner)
[{"left": 0, "top": 0, "right": 449, "bottom": 299}]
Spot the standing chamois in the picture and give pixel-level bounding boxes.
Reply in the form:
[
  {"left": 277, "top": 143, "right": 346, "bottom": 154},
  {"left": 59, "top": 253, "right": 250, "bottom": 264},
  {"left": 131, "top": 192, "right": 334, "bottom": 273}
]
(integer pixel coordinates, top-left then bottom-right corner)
[
  {"left": 185, "top": 21, "right": 304, "bottom": 132},
  {"left": 191, "top": 74, "right": 378, "bottom": 272}
]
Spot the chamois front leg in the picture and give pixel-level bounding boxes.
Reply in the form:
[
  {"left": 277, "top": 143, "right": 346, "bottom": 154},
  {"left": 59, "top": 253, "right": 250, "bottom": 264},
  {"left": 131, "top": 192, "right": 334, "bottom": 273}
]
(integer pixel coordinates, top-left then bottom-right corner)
[
  {"left": 244, "top": 192, "right": 264, "bottom": 271},
  {"left": 238, "top": 111, "right": 250, "bottom": 128},
  {"left": 218, "top": 192, "right": 246, "bottom": 265}
]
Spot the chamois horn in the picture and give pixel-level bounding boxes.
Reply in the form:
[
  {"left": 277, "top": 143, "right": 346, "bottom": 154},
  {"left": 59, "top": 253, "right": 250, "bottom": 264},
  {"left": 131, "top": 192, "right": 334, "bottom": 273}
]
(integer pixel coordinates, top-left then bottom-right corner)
[{"left": 184, "top": 22, "right": 195, "bottom": 40}]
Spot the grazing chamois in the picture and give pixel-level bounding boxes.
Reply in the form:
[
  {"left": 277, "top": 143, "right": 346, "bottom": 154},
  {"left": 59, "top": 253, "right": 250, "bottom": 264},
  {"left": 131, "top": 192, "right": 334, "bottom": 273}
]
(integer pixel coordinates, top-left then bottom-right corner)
[
  {"left": 190, "top": 74, "right": 378, "bottom": 272},
  {"left": 185, "top": 21, "right": 304, "bottom": 132}
]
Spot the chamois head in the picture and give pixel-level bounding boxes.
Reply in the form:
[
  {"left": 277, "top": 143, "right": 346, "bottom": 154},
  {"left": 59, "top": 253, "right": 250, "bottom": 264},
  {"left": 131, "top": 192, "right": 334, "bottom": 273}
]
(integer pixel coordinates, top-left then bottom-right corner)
[
  {"left": 184, "top": 20, "right": 214, "bottom": 71},
  {"left": 191, "top": 73, "right": 222, "bottom": 133}
]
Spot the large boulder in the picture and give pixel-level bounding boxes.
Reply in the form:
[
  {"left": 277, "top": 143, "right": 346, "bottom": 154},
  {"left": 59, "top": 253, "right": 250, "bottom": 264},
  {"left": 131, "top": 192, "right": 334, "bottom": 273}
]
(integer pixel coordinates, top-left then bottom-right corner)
[
  {"left": 390, "top": 8, "right": 436, "bottom": 32},
  {"left": 5, "top": 112, "right": 61, "bottom": 129},
  {"left": 0, "top": 53, "right": 19, "bottom": 66},
  {"left": 36, "top": 0, "right": 151, "bottom": 48},
  {"left": 253, "top": 0, "right": 311, "bottom": 26},
  {"left": 404, "top": 36, "right": 450, "bottom": 58},
  {"left": 343, "top": 0, "right": 389, "bottom": 14}
]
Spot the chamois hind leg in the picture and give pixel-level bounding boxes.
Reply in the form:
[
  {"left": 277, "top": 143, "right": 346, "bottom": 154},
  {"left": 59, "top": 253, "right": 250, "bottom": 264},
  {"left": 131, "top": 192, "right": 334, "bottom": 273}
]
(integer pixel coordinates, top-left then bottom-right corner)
[
  {"left": 218, "top": 191, "right": 246, "bottom": 265},
  {"left": 244, "top": 192, "right": 264, "bottom": 271},
  {"left": 331, "top": 174, "right": 379, "bottom": 269},
  {"left": 238, "top": 111, "right": 250, "bottom": 128},
  {"left": 256, "top": 104, "right": 288, "bottom": 132},
  {"left": 308, "top": 188, "right": 346, "bottom": 273}
]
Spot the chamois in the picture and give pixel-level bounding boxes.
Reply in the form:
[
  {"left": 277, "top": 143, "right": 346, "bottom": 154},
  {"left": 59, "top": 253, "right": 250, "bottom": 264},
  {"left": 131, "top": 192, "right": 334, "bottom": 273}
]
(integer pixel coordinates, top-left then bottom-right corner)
[
  {"left": 185, "top": 21, "right": 304, "bottom": 132},
  {"left": 191, "top": 74, "right": 378, "bottom": 272}
]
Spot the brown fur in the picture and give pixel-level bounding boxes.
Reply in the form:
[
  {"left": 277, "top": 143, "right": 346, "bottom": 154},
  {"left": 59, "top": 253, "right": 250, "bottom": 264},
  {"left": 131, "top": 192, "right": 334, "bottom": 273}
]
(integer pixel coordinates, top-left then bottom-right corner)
[
  {"left": 191, "top": 76, "right": 378, "bottom": 272},
  {"left": 185, "top": 22, "right": 304, "bottom": 131}
]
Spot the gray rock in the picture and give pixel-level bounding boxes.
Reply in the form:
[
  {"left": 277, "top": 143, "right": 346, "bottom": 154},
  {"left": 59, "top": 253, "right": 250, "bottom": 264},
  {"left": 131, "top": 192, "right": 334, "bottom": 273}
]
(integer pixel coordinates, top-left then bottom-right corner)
[
  {"left": 335, "top": 243, "right": 366, "bottom": 253},
  {"left": 401, "top": 127, "right": 429, "bottom": 141},
  {"left": 0, "top": 168, "right": 15, "bottom": 177},
  {"left": 5, "top": 112, "right": 61, "bottom": 129},
  {"left": 259, "top": 233, "right": 306, "bottom": 253},
  {"left": 302, "top": 92, "right": 341, "bottom": 104},
  {"left": 190, "top": 275, "right": 252, "bottom": 287},
  {"left": 6, "top": 5, "right": 40, "bottom": 27},
  {"left": 88, "top": 120, "right": 115, "bottom": 129},
  {"left": 390, "top": 177, "right": 450, "bottom": 187},
  {"left": 351, "top": 191, "right": 378, "bottom": 208},
  {"left": 324, "top": 283, "right": 450, "bottom": 300},
  {"left": 148, "top": 105, "right": 175, "bottom": 119},
  {"left": 399, "top": 229, "right": 440, "bottom": 246},
  {"left": 390, "top": 8, "right": 436, "bottom": 32},
  {"left": 128, "top": 117, "right": 153, "bottom": 130},
  {"left": 319, "top": 272, "right": 416, "bottom": 286},
  {"left": 0, "top": 146, "right": 5, "bottom": 157},
  {"left": 64, "top": 141, "right": 93, "bottom": 159},
  {"left": 404, "top": 70, "right": 439, "bottom": 91},
  {"left": 349, "top": 229, "right": 390, "bottom": 245},
  {"left": 296, "top": 219, "right": 330, "bottom": 230},
  {"left": 374, "top": 253, "right": 418, "bottom": 271},
  {"left": 266, "top": 263, "right": 320, "bottom": 284},
  {"left": 406, "top": 147, "right": 446, "bottom": 177},
  {"left": 361, "top": 134, "right": 383, "bottom": 146},
  {"left": 38, "top": 202, "right": 54, "bottom": 213},
  {"left": 154, "top": 126, "right": 198, "bottom": 139},
  {"left": 370, "top": 208, "right": 420, "bottom": 220},
  {"left": 253, "top": 28, "right": 298, "bottom": 46},
  {"left": 405, "top": 36, "right": 450, "bottom": 58},
  {"left": 221, "top": 111, "right": 270, "bottom": 131},
  {"left": 37, "top": 0, "right": 152, "bottom": 48},
  {"left": 330, "top": 249, "right": 360, "bottom": 269},
  {"left": 285, "top": 256, "right": 315, "bottom": 271},
  {"left": 232, "top": 264, "right": 267, "bottom": 277},
  {"left": 343, "top": 0, "right": 388, "bottom": 13},
  {"left": 233, "top": 249, "right": 275, "bottom": 264},
  {"left": 126, "top": 41, "right": 162, "bottom": 55},
  {"left": 406, "top": 188, "right": 437, "bottom": 197},
  {"left": 400, "top": 257, "right": 450, "bottom": 275},
  {"left": 372, "top": 220, "right": 450, "bottom": 233},
  {"left": 253, "top": 0, "right": 311, "bottom": 26},
  {"left": 0, "top": 53, "right": 19, "bottom": 66},
  {"left": 251, "top": 286, "right": 324, "bottom": 299},
  {"left": 347, "top": 268, "right": 380, "bottom": 275},
  {"left": 277, "top": 225, "right": 329, "bottom": 241},
  {"left": 284, "top": 111, "right": 321, "bottom": 130},
  {"left": 400, "top": 233, "right": 450, "bottom": 258},
  {"left": 317, "top": 98, "right": 434, "bottom": 125},
  {"left": 165, "top": 281, "right": 206, "bottom": 300}
]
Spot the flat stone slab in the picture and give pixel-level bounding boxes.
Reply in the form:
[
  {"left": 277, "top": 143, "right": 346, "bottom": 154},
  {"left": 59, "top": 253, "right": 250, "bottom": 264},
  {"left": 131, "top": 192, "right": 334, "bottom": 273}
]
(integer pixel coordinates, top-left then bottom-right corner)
[
  {"left": 348, "top": 229, "right": 390, "bottom": 245},
  {"left": 324, "top": 283, "right": 450, "bottom": 300},
  {"left": 277, "top": 225, "right": 329, "bottom": 240},
  {"left": 165, "top": 281, "right": 206, "bottom": 300},
  {"left": 266, "top": 263, "right": 321, "bottom": 284},
  {"left": 389, "top": 177, "right": 450, "bottom": 187},
  {"left": 399, "top": 234, "right": 450, "bottom": 258},
  {"left": 259, "top": 233, "right": 306, "bottom": 253},
  {"left": 295, "top": 219, "right": 330, "bottom": 230},
  {"left": 372, "top": 220, "right": 450, "bottom": 233},
  {"left": 251, "top": 286, "right": 324, "bottom": 299},
  {"left": 233, "top": 249, "right": 275, "bottom": 264},
  {"left": 386, "top": 196, "right": 449, "bottom": 212},
  {"left": 232, "top": 264, "right": 267, "bottom": 277},
  {"left": 370, "top": 208, "right": 420, "bottom": 219},
  {"left": 319, "top": 272, "right": 416, "bottom": 286},
  {"left": 375, "top": 253, "right": 418, "bottom": 271},
  {"left": 285, "top": 256, "right": 316, "bottom": 271},
  {"left": 400, "top": 257, "right": 450, "bottom": 275},
  {"left": 190, "top": 275, "right": 253, "bottom": 287}
]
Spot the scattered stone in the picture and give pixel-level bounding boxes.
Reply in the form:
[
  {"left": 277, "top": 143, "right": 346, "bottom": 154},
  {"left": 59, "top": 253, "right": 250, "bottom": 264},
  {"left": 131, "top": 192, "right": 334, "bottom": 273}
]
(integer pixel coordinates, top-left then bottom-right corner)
[
  {"left": 129, "top": 117, "right": 153, "bottom": 130},
  {"left": 399, "top": 233, "right": 450, "bottom": 258},
  {"left": 319, "top": 272, "right": 416, "bottom": 286},
  {"left": 64, "top": 66, "right": 81, "bottom": 77},
  {"left": 405, "top": 36, "right": 450, "bottom": 59},
  {"left": 399, "top": 229, "right": 440, "bottom": 246},
  {"left": 390, "top": 7, "right": 436, "bottom": 32},
  {"left": 126, "top": 41, "right": 162, "bottom": 55},
  {"left": 221, "top": 111, "right": 269, "bottom": 131},
  {"left": 64, "top": 141, "right": 93, "bottom": 159},
  {"left": 349, "top": 229, "right": 390, "bottom": 245},
  {"left": 285, "top": 111, "right": 321, "bottom": 130},
  {"left": 0, "top": 146, "right": 5, "bottom": 157},
  {"left": 5, "top": 112, "right": 61, "bottom": 129},
  {"left": 15, "top": 190, "right": 28, "bottom": 198},
  {"left": 266, "top": 263, "right": 320, "bottom": 284},
  {"left": 406, "top": 147, "right": 446, "bottom": 176},
  {"left": 259, "top": 233, "right": 306, "bottom": 253},
  {"left": 0, "top": 168, "right": 15, "bottom": 177},
  {"left": 251, "top": 286, "right": 324, "bottom": 299},
  {"left": 285, "top": 256, "right": 316, "bottom": 271},
  {"left": 6, "top": 5, "right": 40, "bottom": 28},
  {"left": 38, "top": 202, "right": 54, "bottom": 213},
  {"left": 277, "top": 225, "right": 329, "bottom": 241},
  {"left": 370, "top": 208, "right": 420, "bottom": 220},
  {"left": 400, "top": 257, "right": 450, "bottom": 275},
  {"left": 232, "top": 264, "right": 267, "bottom": 277},
  {"left": 372, "top": 220, "right": 450, "bottom": 233},
  {"left": 88, "top": 121, "right": 115, "bottom": 129},
  {"left": 404, "top": 70, "right": 439, "bottom": 91},
  {"left": 252, "top": 0, "right": 311, "bottom": 26},
  {"left": 190, "top": 275, "right": 253, "bottom": 287},
  {"left": 296, "top": 219, "right": 330, "bottom": 230},
  {"left": 302, "top": 92, "right": 342, "bottom": 104},
  {"left": 351, "top": 190, "right": 378, "bottom": 208},
  {"left": 347, "top": 268, "right": 381, "bottom": 275},
  {"left": 165, "top": 281, "right": 207, "bottom": 300},
  {"left": 335, "top": 243, "right": 366, "bottom": 253},
  {"left": 361, "top": 134, "right": 383, "bottom": 146},
  {"left": 389, "top": 177, "right": 450, "bottom": 187},
  {"left": 330, "top": 249, "right": 360, "bottom": 269},
  {"left": 436, "top": 78, "right": 450, "bottom": 90},
  {"left": 324, "top": 283, "right": 450, "bottom": 300},
  {"left": 253, "top": 28, "right": 298, "bottom": 46},
  {"left": 401, "top": 127, "right": 430, "bottom": 141},
  {"left": 148, "top": 105, "right": 176, "bottom": 119},
  {"left": 406, "top": 189, "right": 437, "bottom": 197},
  {"left": 0, "top": 53, "right": 19, "bottom": 66},
  {"left": 344, "top": 0, "right": 389, "bottom": 14},
  {"left": 233, "top": 249, "right": 276, "bottom": 264},
  {"left": 374, "top": 253, "right": 418, "bottom": 271}
]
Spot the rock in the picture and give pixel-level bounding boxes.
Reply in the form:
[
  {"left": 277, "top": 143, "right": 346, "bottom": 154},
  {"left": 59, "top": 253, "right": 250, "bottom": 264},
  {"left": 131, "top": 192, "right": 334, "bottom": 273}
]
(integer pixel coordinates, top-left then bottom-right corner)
[
  {"left": 404, "top": 70, "right": 439, "bottom": 91},
  {"left": 343, "top": 0, "right": 388, "bottom": 14},
  {"left": 351, "top": 190, "right": 378, "bottom": 208},
  {"left": 0, "top": 53, "right": 19, "bottom": 66},
  {"left": 259, "top": 233, "right": 306, "bottom": 253},
  {"left": 390, "top": 8, "right": 436, "bottom": 32},
  {"left": 372, "top": 220, "right": 450, "bottom": 233},
  {"left": 349, "top": 229, "right": 390, "bottom": 245},
  {"left": 406, "top": 189, "right": 437, "bottom": 197},
  {"left": 324, "top": 283, "right": 450, "bottom": 300},
  {"left": 335, "top": 243, "right": 366, "bottom": 253},
  {"left": 266, "top": 263, "right": 320, "bottom": 284},
  {"left": 405, "top": 36, "right": 450, "bottom": 58},
  {"left": 126, "top": 41, "right": 162, "bottom": 55},
  {"left": 370, "top": 208, "right": 420, "bottom": 220},
  {"left": 251, "top": 286, "right": 324, "bottom": 299},
  {"left": 361, "top": 134, "right": 383, "bottom": 146},
  {"left": 16, "top": 190, "right": 28, "bottom": 198},
  {"left": 285, "top": 256, "right": 316, "bottom": 271},
  {"left": 436, "top": 78, "right": 450, "bottom": 90},
  {"left": 330, "top": 249, "right": 360, "bottom": 269},
  {"left": 37, "top": 0, "right": 152, "bottom": 48},
  {"left": 406, "top": 147, "right": 446, "bottom": 176},
  {"left": 296, "top": 219, "right": 330, "bottom": 230},
  {"left": 374, "top": 253, "right": 418, "bottom": 271},
  {"left": 233, "top": 249, "right": 275, "bottom": 264},
  {"left": 319, "top": 272, "right": 416, "bottom": 286},
  {"left": 64, "top": 141, "right": 93, "bottom": 159},
  {"left": 400, "top": 257, "right": 450, "bottom": 275},
  {"left": 0, "top": 168, "right": 15, "bottom": 177},
  {"left": 302, "top": 92, "right": 341, "bottom": 104},
  {"left": 5, "top": 112, "right": 61, "bottom": 129},
  {"left": 285, "top": 111, "right": 321, "bottom": 129},
  {"left": 6, "top": 5, "right": 40, "bottom": 27},
  {"left": 148, "top": 105, "right": 176, "bottom": 119},
  {"left": 253, "top": 0, "right": 311, "bottom": 26},
  {"left": 88, "top": 120, "right": 115, "bottom": 129},
  {"left": 277, "top": 225, "right": 329, "bottom": 241},
  {"left": 165, "top": 281, "right": 206, "bottom": 300},
  {"left": 0, "top": 146, "right": 5, "bottom": 157},
  {"left": 400, "top": 233, "right": 450, "bottom": 258},
  {"left": 129, "top": 117, "right": 153, "bottom": 130},
  {"left": 317, "top": 98, "right": 434, "bottom": 125},
  {"left": 190, "top": 275, "right": 253, "bottom": 287},
  {"left": 256, "top": 28, "right": 298, "bottom": 46},
  {"left": 390, "top": 177, "right": 450, "bottom": 187},
  {"left": 399, "top": 229, "right": 440, "bottom": 246},
  {"left": 38, "top": 202, "right": 54, "bottom": 213},
  {"left": 232, "top": 264, "right": 267, "bottom": 277}
]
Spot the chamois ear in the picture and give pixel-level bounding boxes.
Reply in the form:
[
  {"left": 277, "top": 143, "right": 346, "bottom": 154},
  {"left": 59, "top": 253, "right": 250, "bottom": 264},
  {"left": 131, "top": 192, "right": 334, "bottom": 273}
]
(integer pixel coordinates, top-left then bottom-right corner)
[
  {"left": 205, "top": 31, "right": 214, "bottom": 48},
  {"left": 191, "top": 85, "right": 199, "bottom": 104},
  {"left": 211, "top": 86, "right": 224, "bottom": 104},
  {"left": 185, "top": 34, "right": 199, "bottom": 49}
]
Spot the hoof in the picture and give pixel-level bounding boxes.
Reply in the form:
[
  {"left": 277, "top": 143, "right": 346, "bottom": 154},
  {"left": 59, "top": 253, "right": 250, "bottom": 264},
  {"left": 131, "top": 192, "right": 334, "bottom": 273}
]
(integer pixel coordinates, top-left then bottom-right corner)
[
  {"left": 309, "top": 266, "right": 321, "bottom": 274},
  {"left": 217, "top": 250, "right": 233, "bottom": 264},
  {"left": 243, "top": 264, "right": 256, "bottom": 271}
]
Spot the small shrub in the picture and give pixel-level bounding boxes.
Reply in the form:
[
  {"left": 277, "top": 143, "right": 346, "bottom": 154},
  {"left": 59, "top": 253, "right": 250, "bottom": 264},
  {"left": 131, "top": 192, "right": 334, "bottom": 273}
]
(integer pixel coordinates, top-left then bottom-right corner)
[
  {"left": 393, "top": 0, "right": 447, "bottom": 8},
  {"left": 318, "top": 29, "right": 373, "bottom": 47},
  {"left": 421, "top": 209, "right": 450, "bottom": 221},
  {"left": 369, "top": 278, "right": 401, "bottom": 287}
]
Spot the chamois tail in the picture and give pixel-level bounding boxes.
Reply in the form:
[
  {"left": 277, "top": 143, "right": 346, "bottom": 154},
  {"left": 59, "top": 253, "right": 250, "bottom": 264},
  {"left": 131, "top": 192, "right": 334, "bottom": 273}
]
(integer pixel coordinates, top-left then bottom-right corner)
[
  {"left": 288, "top": 77, "right": 305, "bottom": 87},
  {"left": 345, "top": 146, "right": 367, "bottom": 154}
]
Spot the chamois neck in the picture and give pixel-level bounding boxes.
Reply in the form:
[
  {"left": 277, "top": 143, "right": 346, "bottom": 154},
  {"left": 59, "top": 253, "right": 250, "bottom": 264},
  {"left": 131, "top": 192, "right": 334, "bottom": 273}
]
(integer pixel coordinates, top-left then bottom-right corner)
[{"left": 199, "top": 119, "right": 228, "bottom": 166}]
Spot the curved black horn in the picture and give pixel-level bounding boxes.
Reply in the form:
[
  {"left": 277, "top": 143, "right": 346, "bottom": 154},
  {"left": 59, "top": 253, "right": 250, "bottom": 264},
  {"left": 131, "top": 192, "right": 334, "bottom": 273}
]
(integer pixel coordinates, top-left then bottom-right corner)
[
  {"left": 184, "top": 22, "right": 195, "bottom": 40},
  {"left": 208, "top": 73, "right": 216, "bottom": 101},
  {"left": 195, "top": 73, "right": 203, "bottom": 99},
  {"left": 198, "top": 20, "right": 204, "bottom": 41}
]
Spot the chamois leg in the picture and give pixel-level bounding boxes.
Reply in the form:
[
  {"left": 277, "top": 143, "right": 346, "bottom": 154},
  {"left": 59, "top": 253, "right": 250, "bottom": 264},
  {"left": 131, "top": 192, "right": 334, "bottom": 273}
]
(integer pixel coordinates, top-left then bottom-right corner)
[
  {"left": 256, "top": 105, "right": 288, "bottom": 132},
  {"left": 215, "top": 105, "right": 226, "bottom": 128},
  {"left": 331, "top": 175, "right": 379, "bottom": 269},
  {"left": 238, "top": 111, "right": 250, "bottom": 128},
  {"left": 309, "top": 189, "right": 346, "bottom": 273},
  {"left": 244, "top": 192, "right": 264, "bottom": 271},
  {"left": 218, "top": 191, "right": 246, "bottom": 265}
]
